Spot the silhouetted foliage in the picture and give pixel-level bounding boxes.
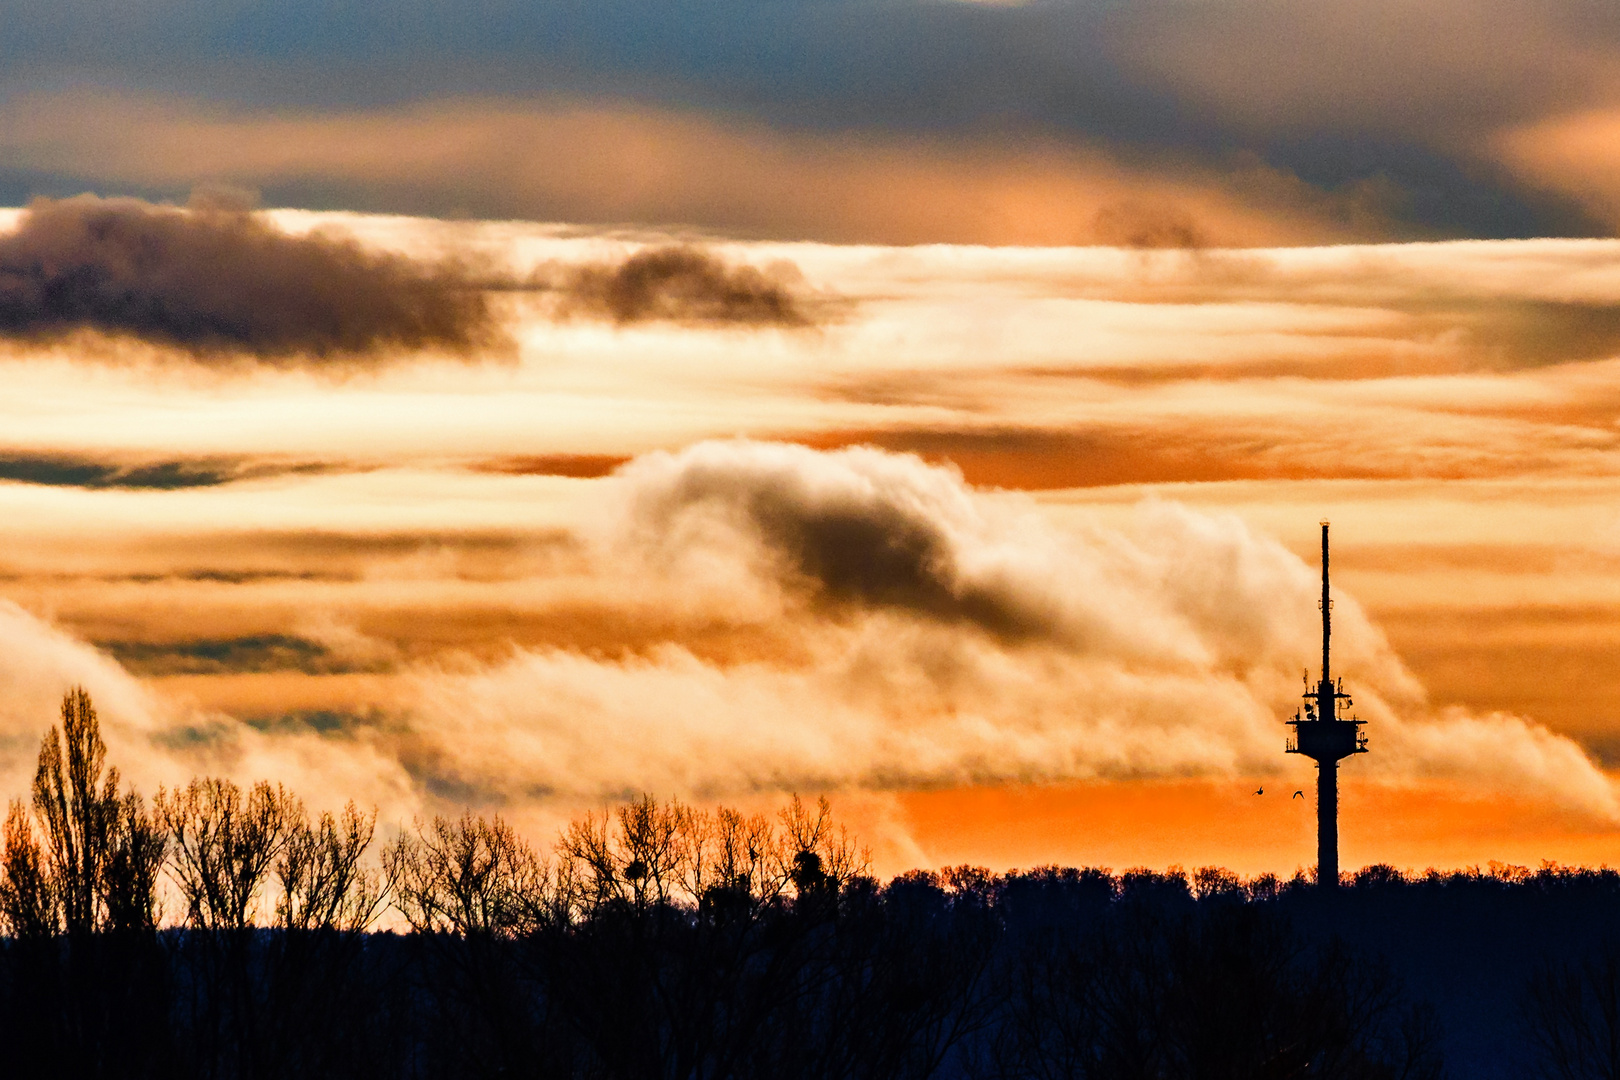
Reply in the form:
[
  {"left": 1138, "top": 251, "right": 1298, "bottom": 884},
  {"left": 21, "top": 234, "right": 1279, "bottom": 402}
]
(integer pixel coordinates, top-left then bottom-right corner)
[
  {"left": 0, "top": 688, "right": 173, "bottom": 1078},
  {"left": 29, "top": 686, "right": 164, "bottom": 936},
  {"left": 0, "top": 799, "right": 56, "bottom": 939},
  {"left": 0, "top": 690, "right": 1617, "bottom": 1078},
  {"left": 1523, "top": 938, "right": 1620, "bottom": 1080},
  {"left": 157, "top": 777, "right": 301, "bottom": 933}
]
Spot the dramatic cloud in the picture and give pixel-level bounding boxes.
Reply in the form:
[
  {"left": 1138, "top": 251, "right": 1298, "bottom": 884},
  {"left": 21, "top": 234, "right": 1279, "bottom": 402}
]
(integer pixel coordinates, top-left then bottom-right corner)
[
  {"left": 1117, "top": 0, "right": 1613, "bottom": 138},
  {"left": 0, "top": 598, "right": 164, "bottom": 781},
  {"left": 614, "top": 442, "right": 1051, "bottom": 637},
  {"left": 99, "top": 634, "right": 381, "bottom": 677},
  {"left": 0, "top": 194, "right": 499, "bottom": 359},
  {"left": 0, "top": 441, "right": 1608, "bottom": 827},
  {"left": 0, "top": 454, "right": 234, "bottom": 489},
  {"left": 370, "top": 442, "right": 1618, "bottom": 821}
]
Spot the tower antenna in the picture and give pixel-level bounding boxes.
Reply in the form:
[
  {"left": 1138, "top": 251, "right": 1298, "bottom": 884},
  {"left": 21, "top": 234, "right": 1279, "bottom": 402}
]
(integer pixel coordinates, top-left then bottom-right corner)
[
  {"left": 1286, "top": 521, "right": 1367, "bottom": 889},
  {"left": 1321, "top": 521, "right": 1330, "bottom": 687}
]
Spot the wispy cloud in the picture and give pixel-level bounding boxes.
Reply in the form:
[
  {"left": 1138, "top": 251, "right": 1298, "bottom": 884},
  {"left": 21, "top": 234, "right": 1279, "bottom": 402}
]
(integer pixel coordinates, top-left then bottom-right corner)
[
  {"left": 3, "top": 442, "right": 1607, "bottom": 837},
  {"left": 0, "top": 92, "right": 1375, "bottom": 247}
]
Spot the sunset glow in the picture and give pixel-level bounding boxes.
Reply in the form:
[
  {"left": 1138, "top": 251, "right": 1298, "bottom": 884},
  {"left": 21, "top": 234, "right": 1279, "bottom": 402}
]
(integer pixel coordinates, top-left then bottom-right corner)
[
  {"left": 0, "top": 203, "right": 1614, "bottom": 877},
  {"left": 6, "top": 0, "right": 1620, "bottom": 895}
]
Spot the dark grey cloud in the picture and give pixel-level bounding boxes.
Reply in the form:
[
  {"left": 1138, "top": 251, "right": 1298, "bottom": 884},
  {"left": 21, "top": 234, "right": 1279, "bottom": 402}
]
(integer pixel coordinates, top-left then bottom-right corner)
[
  {"left": 0, "top": 1, "right": 1148, "bottom": 137},
  {"left": 0, "top": 452, "right": 329, "bottom": 489},
  {"left": 242, "top": 709, "right": 379, "bottom": 737},
  {"left": 2, "top": 0, "right": 1616, "bottom": 240},
  {"left": 0, "top": 194, "right": 499, "bottom": 359},
  {"left": 1260, "top": 135, "right": 1595, "bottom": 240},
  {"left": 625, "top": 444, "right": 1056, "bottom": 639},
  {"left": 0, "top": 454, "right": 235, "bottom": 489},
  {"left": 98, "top": 635, "right": 377, "bottom": 676},
  {"left": 1442, "top": 298, "right": 1620, "bottom": 369},
  {"left": 555, "top": 246, "right": 813, "bottom": 326}
]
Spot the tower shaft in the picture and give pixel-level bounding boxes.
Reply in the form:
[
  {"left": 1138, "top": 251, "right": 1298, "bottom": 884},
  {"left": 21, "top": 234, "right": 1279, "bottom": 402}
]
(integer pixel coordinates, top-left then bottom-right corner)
[{"left": 1317, "top": 759, "right": 1338, "bottom": 887}]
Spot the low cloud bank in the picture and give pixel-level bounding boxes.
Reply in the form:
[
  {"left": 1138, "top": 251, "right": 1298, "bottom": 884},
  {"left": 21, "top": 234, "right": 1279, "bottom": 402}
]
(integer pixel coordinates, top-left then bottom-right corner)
[
  {"left": 0, "top": 599, "right": 416, "bottom": 820},
  {"left": 0, "top": 195, "right": 499, "bottom": 360},
  {"left": 1040, "top": 244, "right": 1620, "bottom": 373},
  {"left": 0, "top": 442, "right": 1612, "bottom": 829},
  {"left": 391, "top": 442, "right": 1619, "bottom": 820},
  {"left": 0, "top": 600, "right": 163, "bottom": 784}
]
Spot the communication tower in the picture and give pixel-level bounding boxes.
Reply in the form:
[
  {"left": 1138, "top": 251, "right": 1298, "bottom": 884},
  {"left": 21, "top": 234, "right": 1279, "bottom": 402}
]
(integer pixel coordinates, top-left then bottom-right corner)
[{"left": 1286, "top": 521, "right": 1367, "bottom": 889}]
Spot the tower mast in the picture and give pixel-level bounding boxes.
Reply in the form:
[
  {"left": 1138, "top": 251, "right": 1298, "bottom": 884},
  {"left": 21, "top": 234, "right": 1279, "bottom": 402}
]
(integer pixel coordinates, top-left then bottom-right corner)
[
  {"left": 1287, "top": 522, "right": 1367, "bottom": 889},
  {"left": 1321, "top": 523, "right": 1330, "bottom": 688}
]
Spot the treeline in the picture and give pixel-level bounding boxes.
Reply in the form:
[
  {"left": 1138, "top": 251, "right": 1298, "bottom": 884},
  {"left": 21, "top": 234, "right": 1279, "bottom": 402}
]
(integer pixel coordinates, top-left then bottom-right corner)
[{"left": 0, "top": 689, "right": 1611, "bottom": 1078}]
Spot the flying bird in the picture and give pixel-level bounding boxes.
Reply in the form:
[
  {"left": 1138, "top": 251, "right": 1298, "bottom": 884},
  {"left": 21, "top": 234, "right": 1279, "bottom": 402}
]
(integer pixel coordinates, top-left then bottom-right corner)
[
  {"left": 1254, "top": 787, "right": 1264, "bottom": 795},
  {"left": 1293, "top": 790, "right": 1305, "bottom": 799}
]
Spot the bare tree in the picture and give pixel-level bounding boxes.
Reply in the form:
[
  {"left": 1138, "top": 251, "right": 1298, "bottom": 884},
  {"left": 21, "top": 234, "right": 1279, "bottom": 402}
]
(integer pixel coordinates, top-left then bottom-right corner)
[
  {"left": 386, "top": 814, "right": 558, "bottom": 1078},
  {"left": 0, "top": 690, "right": 172, "bottom": 1079},
  {"left": 31, "top": 687, "right": 123, "bottom": 936},
  {"left": 556, "top": 795, "right": 700, "bottom": 917},
  {"left": 693, "top": 805, "right": 786, "bottom": 915},
  {"left": 103, "top": 793, "right": 166, "bottom": 934},
  {"left": 3, "top": 688, "right": 167, "bottom": 937},
  {"left": 0, "top": 799, "right": 56, "bottom": 939},
  {"left": 551, "top": 792, "right": 869, "bottom": 925},
  {"left": 780, "top": 793, "right": 869, "bottom": 913},
  {"left": 1524, "top": 939, "right": 1620, "bottom": 1080},
  {"left": 276, "top": 802, "right": 391, "bottom": 933},
  {"left": 156, "top": 778, "right": 301, "bottom": 932},
  {"left": 387, "top": 813, "right": 548, "bottom": 937}
]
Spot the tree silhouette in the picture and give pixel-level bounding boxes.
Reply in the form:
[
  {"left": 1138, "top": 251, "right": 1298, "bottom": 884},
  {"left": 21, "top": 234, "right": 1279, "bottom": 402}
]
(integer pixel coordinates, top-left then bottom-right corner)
[
  {"left": 156, "top": 777, "right": 300, "bottom": 933},
  {"left": 27, "top": 687, "right": 163, "bottom": 936},
  {"left": 21, "top": 693, "right": 1620, "bottom": 1079},
  {"left": 1523, "top": 938, "right": 1620, "bottom": 1080},
  {"left": 276, "top": 801, "right": 390, "bottom": 932},
  {"left": 0, "top": 799, "right": 56, "bottom": 939},
  {"left": 0, "top": 688, "right": 172, "bottom": 1078}
]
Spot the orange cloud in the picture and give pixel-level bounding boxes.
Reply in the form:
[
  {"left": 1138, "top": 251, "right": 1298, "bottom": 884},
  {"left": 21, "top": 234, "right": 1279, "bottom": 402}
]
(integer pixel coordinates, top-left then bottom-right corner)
[
  {"left": 1118, "top": 0, "right": 1617, "bottom": 137},
  {"left": 1497, "top": 108, "right": 1620, "bottom": 230},
  {"left": 0, "top": 90, "right": 1390, "bottom": 247}
]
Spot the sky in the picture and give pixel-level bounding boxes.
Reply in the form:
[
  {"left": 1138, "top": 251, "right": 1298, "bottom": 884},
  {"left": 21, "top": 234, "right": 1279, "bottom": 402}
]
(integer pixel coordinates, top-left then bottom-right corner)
[
  {"left": 9, "top": 0, "right": 1620, "bottom": 245},
  {"left": 5, "top": 1, "right": 1620, "bottom": 878}
]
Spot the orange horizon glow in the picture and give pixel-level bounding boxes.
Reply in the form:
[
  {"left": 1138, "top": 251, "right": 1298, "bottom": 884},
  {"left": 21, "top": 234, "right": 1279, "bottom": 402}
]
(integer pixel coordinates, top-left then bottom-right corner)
[{"left": 890, "top": 778, "right": 1620, "bottom": 881}]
